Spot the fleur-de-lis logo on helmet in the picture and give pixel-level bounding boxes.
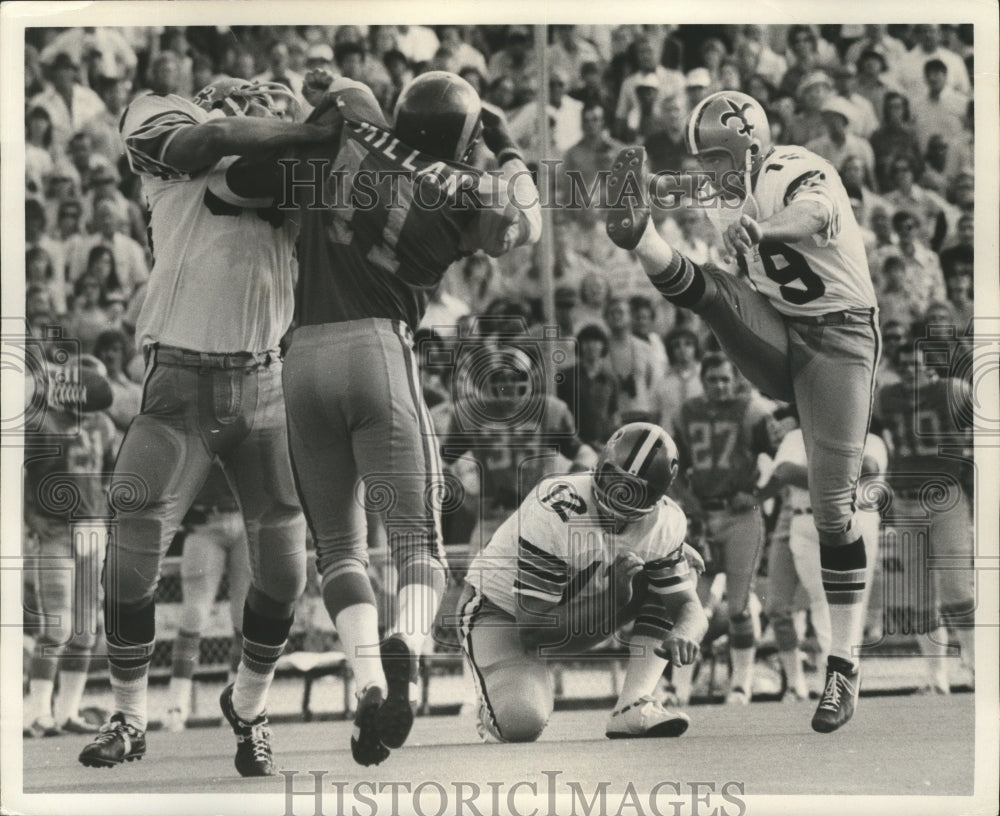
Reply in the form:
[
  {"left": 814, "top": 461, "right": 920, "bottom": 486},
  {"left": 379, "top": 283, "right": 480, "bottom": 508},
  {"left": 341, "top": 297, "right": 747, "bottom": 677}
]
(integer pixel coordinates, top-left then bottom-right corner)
[{"left": 720, "top": 99, "right": 755, "bottom": 136}]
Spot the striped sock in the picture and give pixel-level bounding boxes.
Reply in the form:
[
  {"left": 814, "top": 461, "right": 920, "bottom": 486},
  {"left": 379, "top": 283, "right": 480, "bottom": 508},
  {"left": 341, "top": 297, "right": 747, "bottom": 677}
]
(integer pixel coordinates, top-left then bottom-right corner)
[
  {"left": 231, "top": 603, "right": 292, "bottom": 722},
  {"left": 821, "top": 538, "right": 867, "bottom": 668},
  {"left": 647, "top": 249, "right": 707, "bottom": 309},
  {"left": 107, "top": 641, "right": 154, "bottom": 731}
]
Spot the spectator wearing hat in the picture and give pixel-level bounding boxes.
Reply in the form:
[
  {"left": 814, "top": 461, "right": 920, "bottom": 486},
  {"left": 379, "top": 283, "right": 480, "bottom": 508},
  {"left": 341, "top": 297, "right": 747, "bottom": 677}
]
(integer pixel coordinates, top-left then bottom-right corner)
[
  {"left": 787, "top": 70, "right": 834, "bottom": 145},
  {"left": 66, "top": 198, "right": 148, "bottom": 299},
  {"left": 870, "top": 92, "right": 924, "bottom": 193},
  {"left": 624, "top": 71, "right": 668, "bottom": 141},
  {"left": 736, "top": 25, "right": 787, "bottom": 87},
  {"left": 488, "top": 26, "right": 538, "bottom": 94},
  {"left": 883, "top": 156, "right": 954, "bottom": 249},
  {"left": 557, "top": 323, "right": 620, "bottom": 449},
  {"left": 549, "top": 25, "right": 602, "bottom": 93},
  {"left": 29, "top": 52, "right": 107, "bottom": 157},
  {"left": 874, "top": 210, "right": 945, "bottom": 317},
  {"left": 81, "top": 74, "right": 131, "bottom": 166},
  {"left": 806, "top": 96, "right": 876, "bottom": 187},
  {"left": 614, "top": 35, "right": 684, "bottom": 141},
  {"left": 651, "top": 326, "right": 704, "bottom": 429},
  {"left": 831, "top": 63, "right": 878, "bottom": 138},
  {"left": 898, "top": 24, "right": 971, "bottom": 98},
  {"left": 684, "top": 67, "right": 713, "bottom": 108},
  {"left": 909, "top": 59, "right": 969, "bottom": 153}
]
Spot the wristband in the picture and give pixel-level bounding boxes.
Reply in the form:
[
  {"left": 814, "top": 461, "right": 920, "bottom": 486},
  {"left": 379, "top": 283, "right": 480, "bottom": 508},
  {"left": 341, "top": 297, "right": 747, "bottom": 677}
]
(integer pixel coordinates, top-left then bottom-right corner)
[{"left": 496, "top": 147, "right": 524, "bottom": 166}]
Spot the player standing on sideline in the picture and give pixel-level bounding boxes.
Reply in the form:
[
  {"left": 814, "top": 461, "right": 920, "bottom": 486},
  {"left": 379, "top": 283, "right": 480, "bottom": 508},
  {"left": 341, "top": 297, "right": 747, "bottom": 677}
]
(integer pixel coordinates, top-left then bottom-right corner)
[
  {"left": 459, "top": 423, "right": 707, "bottom": 742},
  {"left": 669, "top": 353, "right": 773, "bottom": 705},
  {"left": 280, "top": 72, "right": 541, "bottom": 765},
  {"left": 79, "top": 79, "right": 336, "bottom": 775},
  {"left": 605, "top": 90, "right": 879, "bottom": 732},
  {"left": 875, "top": 340, "right": 975, "bottom": 691}
]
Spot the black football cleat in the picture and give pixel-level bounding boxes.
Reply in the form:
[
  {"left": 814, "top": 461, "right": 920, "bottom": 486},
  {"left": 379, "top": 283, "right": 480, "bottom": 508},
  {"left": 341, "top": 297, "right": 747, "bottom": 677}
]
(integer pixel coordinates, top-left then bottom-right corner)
[
  {"left": 605, "top": 146, "right": 651, "bottom": 251},
  {"left": 811, "top": 656, "right": 860, "bottom": 734},
  {"left": 352, "top": 684, "right": 391, "bottom": 767},
  {"left": 78, "top": 713, "right": 146, "bottom": 768},
  {"left": 219, "top": 684, "right": 277, "bottom": 777},
  {"left": 375, "top": 634, "right": 419, "bottom": 750}
]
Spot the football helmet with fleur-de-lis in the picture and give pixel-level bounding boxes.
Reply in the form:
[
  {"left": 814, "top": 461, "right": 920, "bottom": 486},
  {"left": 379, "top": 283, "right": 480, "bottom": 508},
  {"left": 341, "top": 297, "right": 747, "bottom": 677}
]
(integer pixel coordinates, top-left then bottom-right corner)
[
  {"left": 685, "top": 90, "right": 772, "bottom": 177},
  {"left": 193, "top": 77, "right": 300, "bottom": 121}
]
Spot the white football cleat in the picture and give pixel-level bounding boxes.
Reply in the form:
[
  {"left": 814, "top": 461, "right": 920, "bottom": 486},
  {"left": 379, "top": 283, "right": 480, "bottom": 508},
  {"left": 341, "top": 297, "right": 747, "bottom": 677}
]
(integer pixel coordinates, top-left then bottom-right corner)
[{"left": 606, "top": 695, "right": 690, "bottom": 739}]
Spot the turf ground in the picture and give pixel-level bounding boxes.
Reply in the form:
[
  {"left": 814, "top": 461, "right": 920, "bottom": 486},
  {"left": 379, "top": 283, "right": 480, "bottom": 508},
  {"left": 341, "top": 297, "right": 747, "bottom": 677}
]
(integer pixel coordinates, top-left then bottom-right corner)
[{"left": 19, "top": 693, "right": 975, "bottom": 801}]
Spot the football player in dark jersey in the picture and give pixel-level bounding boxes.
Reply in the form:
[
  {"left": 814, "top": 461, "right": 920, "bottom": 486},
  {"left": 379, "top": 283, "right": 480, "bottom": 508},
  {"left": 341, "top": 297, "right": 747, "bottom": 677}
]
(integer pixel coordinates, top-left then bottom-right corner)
[{"left": 279, "top": 71, "right": 541, "bottom": 765}]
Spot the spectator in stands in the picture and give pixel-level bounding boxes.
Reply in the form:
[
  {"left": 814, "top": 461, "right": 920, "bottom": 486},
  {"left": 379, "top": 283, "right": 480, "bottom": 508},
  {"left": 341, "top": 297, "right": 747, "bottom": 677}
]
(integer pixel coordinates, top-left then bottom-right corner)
[
  {"left": 845, "top": 25, "right": 908, "bottom": 78},
  {"left": 334, "top": 40, "right": 391, "bottom": 111},
  {"left": 43, "top": 158, "right": 83, "bottom": 232},
  {"left": 788, "top": 71, "right": 834, "bottom": 145},
  {"left": 40, "top": 26, "right": 138, "bottom": 83},
  {"left": 943, "top": 254, "right": 973, "bottom": 330},
  {"left": 939, "top": 213, "right": 974, "bottom": 270},
  {"left": 570, "top": 61, "right": 614, "bottom": 120},
  {"left": 630, "top": 295, "right": 668, "bottom": 376},
  {"left": 576, "top": 272, "right": 611, "bottom": 333},
  {"left": 615, "top": 35, "right": 684, "bottom": 140},
  {"left": 548, "top": 69, "right": 584, "bottom": 156},
  {"left": 230, "top": 49, "right": 257, "bottom": 80},
  {"left": 841, "top": 154, "right": 890, "bottom": 229},
  {"left": 876, "top": 210, "right": 946, "bottom": 318},
  {"left": 920, "top": 135, "right": 959, "bottom": 196},
  {"left": 26, "top": 247, "right": 64, "bottom": 320},
  {"left": 381, "top": 49, "right": 413, "bottom": 111},
  {"left": 81, "top": 75, "right": 130, "bottom": 167},
  {"left": 488, "top": 26, "right": 538, "bottom": 94},
  {"left": 25, "top": 43, "right": 45, "bottom": 98},
  {"left": 744, "top": 73, "right": 776, "bottom": 107},
  {"left": 898, "top": 23, "right": 971, "bottom": 98},
  {"left": 438, "top": 26, "right": 489, "bottom": 79},
  {"left": 557, "top": 323, "right": 619, "bottom": 449},
  {"left": 26, "top": 199, "right": 67, "bottom": 313},
  {"left": 26, "top": 284, "right": 57, "bottom": 339},
  {"left": 62, "top": 269, "right": 117, "bottom": 353},
  {"left": 625, "top": 72, "right": 666, "bottom": 142},
  {"left": 909, "top": 59, "right": 968, "bottom": 153},
  {"left": 254, "top": 39, "right": 304, "bottom": 97},
  {"left": 146, "top": 50, "right": 183, "bottom": 96},
  {"left": 855, "top": 50, "right": 900, "bottom": 129},
  {"left": 831, "top": 63, "right": 878, "bottom": 138},
  {"left": 806, "top": 96, "right": 876, "bottom": 188},
  {"left": 486, "top": 74, "right": 517, "bottom": 112},
  {"left": 394, "top": 24, "right": 440, "bottom": 65},
  {"left": 549, "top": 25, "right": 602, "bottom": 92},
  {"left": 736, "top": 25, "right": 787, "bottom": 87},
  {"left": 93, "top": 329, "right": 142, "bottom": 439},
  {"left": 699, "top": 37, "right": 728, "bottom": 92},
  {"left": 651, "top": 326, "right": 703, "bottom": 429},
  {"left": 30, "top": 52, "right": 106, "bottom": 157},
  {"left": 884, "top": 156, "right": 953, "bottom": 249},
  {"left": 875, "top": 320, "right": 906, "bottom": 391},
  {"left": 684, "top": 68, "right": 713, "bottom": 109},
  {"left": 66, "top": 198, "right": 148, "bottom": 297},
  {"left": 52, "top": 199, "right": 85, "bottom": 264},
  {"left": 560, "top": 104, "right": 622, "bottom": 220},
  {"left": 87, "top": 157, "right": 148, "bottom": 251},
  {"left": 191, "top": 53, "right": 218, "bottom": 92},
  {"left": 870, "top": 92, "right": 924, "bottom": 193},
  {"left": 604, "top": 297, "right": 658, "bottom": 423},
  {"left": 26, "top": 106, "right": 55, "bottom": 197},
  {"left": 645, "top": 95, "right": 687, "bottom": 173},
  {"left": 779, "top": 26, "right": 824, "bottom": 98},
  {"left": 874, "top": 254, "right": 926, "bottom": 329}
]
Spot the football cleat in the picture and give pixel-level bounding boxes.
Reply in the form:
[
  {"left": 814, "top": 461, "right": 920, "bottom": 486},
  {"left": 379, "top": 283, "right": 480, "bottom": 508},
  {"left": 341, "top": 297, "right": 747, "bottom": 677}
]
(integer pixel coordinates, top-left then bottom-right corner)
[
  {"left": 78, "top": 713, "right": 146, "bottom": 767},
  {"left": 352, "top": 684, "right": 391, "bottom": 767},
  {"left": 605, "top": 147, "right": 651, "bottom": 251},
  {"left": 811, "top": 656, "right": 860, "bottom": 734},
  {"left": 219, "top": 684, "right": 277, "bottom": 777},
  {"left": 606, "top": 696, "right": 690, "bottom": 739},
  {"left": 24, "top": 715, "right": 61, "bottom": 738},
  {"left": 375, "top": 634, "right": 419, "bottom": 750},
  {"left": 725, "top": 687, "right": 751, "bottom": 706},
  {"left": 61, "top": 715, "right": 99, "bottom": 734}
]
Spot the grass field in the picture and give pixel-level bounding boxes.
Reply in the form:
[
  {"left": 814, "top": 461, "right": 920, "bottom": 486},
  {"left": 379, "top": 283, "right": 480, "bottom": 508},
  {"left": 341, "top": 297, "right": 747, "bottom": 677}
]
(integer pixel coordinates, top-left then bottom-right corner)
[{"left": 13, "top": 693, "right": 979, "bottom": 816}]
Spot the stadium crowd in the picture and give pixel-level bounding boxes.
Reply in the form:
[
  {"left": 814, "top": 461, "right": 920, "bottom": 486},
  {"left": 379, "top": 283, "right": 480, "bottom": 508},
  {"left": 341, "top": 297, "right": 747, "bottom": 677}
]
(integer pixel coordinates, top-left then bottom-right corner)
[{"left": 21, "top": 23, "right": 976, "bottom": 732}]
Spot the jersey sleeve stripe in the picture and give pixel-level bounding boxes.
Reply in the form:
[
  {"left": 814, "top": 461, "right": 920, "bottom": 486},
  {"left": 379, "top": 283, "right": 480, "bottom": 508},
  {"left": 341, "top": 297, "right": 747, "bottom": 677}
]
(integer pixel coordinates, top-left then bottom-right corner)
[
  {"left": 647, "top": 572, "right": 687, "bottom": 589},
  {"left": 650, "top": 577, "right": 695, "bottom": 595},
  {"left": 514, "top": 575, "right": 565, "bottom": 596},
  {"left": 518, "top": 536, "right": 569, "bottom": 571},
  {"left": 513, "top": 586, "right": 563, "bottom": 604},
  {"left": 783, "top": 169, "right": 824, "bottom": 205},
  {"left": 516, "top": 559, "right": 566, "bottom": 585}
]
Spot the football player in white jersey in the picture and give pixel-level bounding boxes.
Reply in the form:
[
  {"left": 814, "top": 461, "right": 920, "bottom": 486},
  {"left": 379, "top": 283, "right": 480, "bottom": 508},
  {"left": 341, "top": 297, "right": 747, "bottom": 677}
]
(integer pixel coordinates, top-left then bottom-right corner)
[
  {"left": 605, "top": 91, "right": 880, "bottom": 733},
  {"left": 458, "top": 423, "right": 708, "bottom": 742},
  {"left": 79, "top": 79, "right": 335, "bottom": 775}
]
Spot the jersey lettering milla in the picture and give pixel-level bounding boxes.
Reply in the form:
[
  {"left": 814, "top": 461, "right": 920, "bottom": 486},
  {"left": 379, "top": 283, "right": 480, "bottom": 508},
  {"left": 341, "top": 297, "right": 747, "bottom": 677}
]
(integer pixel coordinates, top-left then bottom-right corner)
[
  {"left": 466, "top": 472, "right": 691, "bottom": 618},
  {"left": 672, "top": 394, "right": 771, "bottom": 500},
  {"left": 292, "top": 82, "right": 523, "bottom": 331},
  {"left": 120, "top": 93, "right": 297, "bottom": 353},
  {"left": 705, "top": 145, "right": 877, "bottom": 317}
]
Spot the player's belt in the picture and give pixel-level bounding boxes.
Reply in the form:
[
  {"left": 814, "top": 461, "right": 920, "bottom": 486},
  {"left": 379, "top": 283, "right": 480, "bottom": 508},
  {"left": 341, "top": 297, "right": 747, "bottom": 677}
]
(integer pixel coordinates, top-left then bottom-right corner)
[
  {"left": 786, "top": 307, "right": 876, "bottom": 326},
  {"left": 149, "top": 343, "right": 278, "bottom": 370}
]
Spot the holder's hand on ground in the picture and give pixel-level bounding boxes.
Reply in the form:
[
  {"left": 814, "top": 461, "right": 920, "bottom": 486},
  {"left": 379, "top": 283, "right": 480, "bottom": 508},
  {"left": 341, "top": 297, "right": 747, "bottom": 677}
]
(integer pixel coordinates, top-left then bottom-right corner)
[
  {"left": 656, "top": 633, "right": 701, "bottom": 666},
  {"left": 723, "top": 214, "right": 764, "bottom": 256}
]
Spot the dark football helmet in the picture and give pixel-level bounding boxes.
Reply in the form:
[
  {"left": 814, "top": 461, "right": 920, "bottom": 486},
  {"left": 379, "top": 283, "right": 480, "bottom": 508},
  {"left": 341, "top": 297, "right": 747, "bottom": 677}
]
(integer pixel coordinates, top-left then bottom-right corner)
[
  {"left": 393, "top": 71, "right": 483, "bottom": 162},
  {"left": 193, "top": 77, "right": 300, "bottom": 120},
  {"left": 593, "top": 422, "right": 679, "bottom": 523}
]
